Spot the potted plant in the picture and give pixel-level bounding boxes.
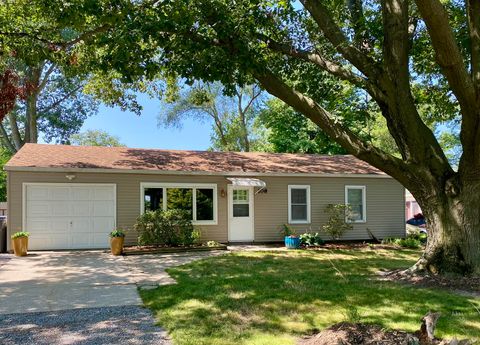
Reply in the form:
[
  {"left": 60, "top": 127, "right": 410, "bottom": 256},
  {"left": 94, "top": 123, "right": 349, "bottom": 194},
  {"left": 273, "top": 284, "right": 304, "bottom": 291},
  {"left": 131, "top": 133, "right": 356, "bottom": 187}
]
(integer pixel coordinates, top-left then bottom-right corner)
[
  {"left": 11, "top": 231, "right": 29, "bottom": 257},
  {"left": 110, "top": 229, "right": 125, "bottom": 255},
  {"left": 281, "top": 224, "right": 300, "bottom": 249}
]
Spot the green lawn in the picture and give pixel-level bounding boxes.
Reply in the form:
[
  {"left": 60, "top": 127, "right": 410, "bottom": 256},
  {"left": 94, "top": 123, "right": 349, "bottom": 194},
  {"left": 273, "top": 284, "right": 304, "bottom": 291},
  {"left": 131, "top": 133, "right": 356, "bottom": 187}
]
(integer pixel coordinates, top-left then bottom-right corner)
[{"left": 140, "top": 249, "right": 480, "bottom": 345}]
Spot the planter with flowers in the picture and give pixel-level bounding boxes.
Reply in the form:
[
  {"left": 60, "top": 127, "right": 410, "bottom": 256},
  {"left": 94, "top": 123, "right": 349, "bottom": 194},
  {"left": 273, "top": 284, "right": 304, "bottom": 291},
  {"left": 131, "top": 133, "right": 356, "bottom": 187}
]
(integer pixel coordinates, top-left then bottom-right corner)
[
  {"left": 11, "top": 232, "right": 29, "bottom": 257},
  {"left": 281, "top": 224, "right": 300, "bottom": 249},
  {"left": 110, "top": 229, "right": 125, "bottom": 255}
]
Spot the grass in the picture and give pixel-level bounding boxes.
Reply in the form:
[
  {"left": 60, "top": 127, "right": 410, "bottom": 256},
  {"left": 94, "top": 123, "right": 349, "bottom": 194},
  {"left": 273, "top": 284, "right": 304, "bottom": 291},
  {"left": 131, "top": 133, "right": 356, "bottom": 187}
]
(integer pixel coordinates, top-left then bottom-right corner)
[{"left": 140, "top": 248, "right": 480, "bottom": 345}]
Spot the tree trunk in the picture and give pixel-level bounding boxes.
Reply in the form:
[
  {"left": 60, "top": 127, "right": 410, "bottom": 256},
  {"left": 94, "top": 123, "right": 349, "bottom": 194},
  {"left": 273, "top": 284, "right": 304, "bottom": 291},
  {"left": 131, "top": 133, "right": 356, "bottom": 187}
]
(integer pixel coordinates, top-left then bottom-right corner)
[{"left": 412, "top": 180, "right": 480, "bottom": 275}]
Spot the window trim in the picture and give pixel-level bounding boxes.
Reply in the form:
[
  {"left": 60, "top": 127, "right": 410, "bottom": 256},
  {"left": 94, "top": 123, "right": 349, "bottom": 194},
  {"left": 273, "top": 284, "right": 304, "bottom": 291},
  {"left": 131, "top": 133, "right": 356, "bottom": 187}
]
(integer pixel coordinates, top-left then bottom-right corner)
[
  {"left": 345, "top": 185, "right": 367, "bottom": 223},
  {"left": 140, "top": 182, "right": 218, "bottom": 225},
  {"left": 288, "top": 185, "right": 311, "bottom": 224}
]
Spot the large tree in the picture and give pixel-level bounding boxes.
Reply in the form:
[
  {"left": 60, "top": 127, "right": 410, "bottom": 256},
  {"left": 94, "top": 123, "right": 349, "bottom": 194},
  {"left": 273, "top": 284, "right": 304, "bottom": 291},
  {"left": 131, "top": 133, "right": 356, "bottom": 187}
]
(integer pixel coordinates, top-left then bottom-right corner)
[
  {"left": 112, "top": 0, "right": 480, "bottom": 276},
  {"left": 70, "top": 129, "right": 125, "bottom": 147},
  {"left": 5, "top": 0, "right": 480, "bottom": 275}
]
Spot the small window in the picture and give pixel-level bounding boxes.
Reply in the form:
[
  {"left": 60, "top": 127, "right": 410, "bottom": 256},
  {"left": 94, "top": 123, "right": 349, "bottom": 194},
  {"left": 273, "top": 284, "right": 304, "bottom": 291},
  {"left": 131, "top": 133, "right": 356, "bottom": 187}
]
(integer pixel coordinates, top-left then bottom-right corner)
[
  {"left": 233, "top": 189, "right": 249, "bottom": 217},
  {"left": 288, "top": 185, "right": 310, "bottom": 224},
  {"left": 144, "top": 188, "right": 163, "bottom": 211},
  {"left": 345, "top": 185, "right": 366, "bottom": 222},
  {"left": 196, "top": 188, "right": 214, "bottom": 221}
]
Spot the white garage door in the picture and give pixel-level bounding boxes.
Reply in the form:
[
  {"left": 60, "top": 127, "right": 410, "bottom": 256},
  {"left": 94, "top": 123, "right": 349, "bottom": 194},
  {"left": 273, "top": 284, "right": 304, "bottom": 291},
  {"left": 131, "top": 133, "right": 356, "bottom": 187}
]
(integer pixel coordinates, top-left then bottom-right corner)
[{"left": 24, "top": 184, "right": 116, "bottom": 250}]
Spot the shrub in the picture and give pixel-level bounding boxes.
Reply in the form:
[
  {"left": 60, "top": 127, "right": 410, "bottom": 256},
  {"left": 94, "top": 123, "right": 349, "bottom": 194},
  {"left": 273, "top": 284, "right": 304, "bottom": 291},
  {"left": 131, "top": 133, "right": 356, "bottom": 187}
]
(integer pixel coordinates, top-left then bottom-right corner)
[
  {"left": 110, "top": 229, "right": 125, "bottom": 238},
  {"left": 382, "top": 235, "right": 423, "bottom": 249},
  {"left": 192, "top": 229, "right": 202, "bottom": 244},
  {"left": 11, "top": 231, "right": 29, "bottom": 239},
  {"left": 206, "top": 240, "right": 221, "bottom": 247},
  {"left": 134, "top": 209, "right": 195, "bottom": 246},
  {"left": 322, "top": 204, "right": 353, "bottom": 240},
  {"left": 299, "top": 232, "right": 324, "bottom": 246},
  {"left": 280, "top": 224, "right": 297, "bottom": 237}
]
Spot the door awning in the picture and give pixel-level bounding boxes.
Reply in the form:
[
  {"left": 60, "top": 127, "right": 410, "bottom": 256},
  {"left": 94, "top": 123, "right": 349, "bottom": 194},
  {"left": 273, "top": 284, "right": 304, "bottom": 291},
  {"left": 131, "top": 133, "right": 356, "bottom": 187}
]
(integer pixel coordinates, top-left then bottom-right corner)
[{"left": 227, "top": 177, "right": 266, "bottom": 188}]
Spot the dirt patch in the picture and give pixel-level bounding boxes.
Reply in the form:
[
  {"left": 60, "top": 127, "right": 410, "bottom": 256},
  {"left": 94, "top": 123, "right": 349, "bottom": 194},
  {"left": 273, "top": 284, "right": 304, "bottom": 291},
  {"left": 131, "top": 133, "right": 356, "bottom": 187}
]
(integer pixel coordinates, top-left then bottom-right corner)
[
  {"left": 379, "top": 269, "right": 480, "bottom": 297},
  {"left": 298, "top": 322, "right": 469, "bottom": 345},
  {"left": 298, "top": 323, "right": 418, "bottom": 345}
]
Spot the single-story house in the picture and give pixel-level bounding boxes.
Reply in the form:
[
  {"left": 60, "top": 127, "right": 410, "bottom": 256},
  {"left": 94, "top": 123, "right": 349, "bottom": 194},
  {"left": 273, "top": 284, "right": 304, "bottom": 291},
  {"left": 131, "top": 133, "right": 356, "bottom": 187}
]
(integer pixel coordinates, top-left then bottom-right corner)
[{"left": 5, "top": 144, "right": 406, "bottom": 250}]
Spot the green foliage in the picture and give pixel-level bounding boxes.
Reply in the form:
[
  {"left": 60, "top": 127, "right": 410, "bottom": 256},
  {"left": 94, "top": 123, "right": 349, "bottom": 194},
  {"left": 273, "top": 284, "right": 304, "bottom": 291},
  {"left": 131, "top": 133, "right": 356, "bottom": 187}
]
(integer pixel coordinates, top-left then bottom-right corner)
[
  {"left": 0, "top": 149, "right": 12, "bottom": 201},
  {"left": 322, "top": 204, "right": 353, "bottom": 240},
  {"left": 11, "top": 231, "right": 29, "bottom": 239},
  {"left": 192, "top": 229, "right": 202, "bottom": 244},
  {"left": 344, "top": 305, "right": 362, "bottom": 323},
  {"left": 134, "top": 209, "right": 195, "bottom": 247},
  {"left": 383, "top": 233, "right": 427, "bottom": 249},
  {"left": 299, "top": 232, "right": 324, "bottom": 246},
  {"left": 109, "top": 229, "right": 125, "bottom": 238},
  {"left": 206, "top": 240, "right": 221, "bottom": 247},
  {"left": 70, "top": 130, "right": 125, "bottom": 147},
  {"left": 280, "top": 224, "right": 296, "bottom": 237}
]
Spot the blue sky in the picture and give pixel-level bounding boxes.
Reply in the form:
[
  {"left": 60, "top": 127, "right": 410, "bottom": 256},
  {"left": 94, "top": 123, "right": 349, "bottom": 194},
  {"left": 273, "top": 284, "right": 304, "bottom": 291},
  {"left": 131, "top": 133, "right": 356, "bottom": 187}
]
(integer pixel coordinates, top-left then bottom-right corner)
[{"left": 80, "top": 93, "right": 213, "bottom": 150}]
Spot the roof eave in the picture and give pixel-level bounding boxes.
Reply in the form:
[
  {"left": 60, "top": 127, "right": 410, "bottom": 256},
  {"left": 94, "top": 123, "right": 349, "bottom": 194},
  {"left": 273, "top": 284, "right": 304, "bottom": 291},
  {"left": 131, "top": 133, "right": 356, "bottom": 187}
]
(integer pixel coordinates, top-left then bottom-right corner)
[{"left": 4, "top": 165, "right": 391, "bottom": 178}]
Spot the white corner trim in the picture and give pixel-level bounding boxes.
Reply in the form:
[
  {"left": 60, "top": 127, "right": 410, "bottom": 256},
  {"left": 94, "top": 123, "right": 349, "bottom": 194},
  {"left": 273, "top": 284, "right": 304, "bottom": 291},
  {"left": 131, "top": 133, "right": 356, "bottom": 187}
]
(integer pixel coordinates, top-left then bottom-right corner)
[{"left": 287, "top": 185, "right": 311, "bottom": 224}]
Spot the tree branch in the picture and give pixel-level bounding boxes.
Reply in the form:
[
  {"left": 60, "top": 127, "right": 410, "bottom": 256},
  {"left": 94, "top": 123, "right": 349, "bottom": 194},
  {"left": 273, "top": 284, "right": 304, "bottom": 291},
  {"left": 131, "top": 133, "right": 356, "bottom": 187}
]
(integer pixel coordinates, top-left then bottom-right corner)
[
  {"left": 0, "top": 123, "right": 17, "bottom": 153},
  {"left": 6, "top": 112, "right": 23, "bottom": 150},
  {"left": 467, "top": 0, "right": 480, "bottom": 91},
  {"left": 300, "top": 0, "right": 382, "bottom": 79},
  {"left": 38, "top": 64, "right": 56, "bottom": 92},
  {"left": 414, "top": 0, "right": 476, "bottom": 113},
  {"left": 253, "top": 70, "right": 410, "bottom": 184}
]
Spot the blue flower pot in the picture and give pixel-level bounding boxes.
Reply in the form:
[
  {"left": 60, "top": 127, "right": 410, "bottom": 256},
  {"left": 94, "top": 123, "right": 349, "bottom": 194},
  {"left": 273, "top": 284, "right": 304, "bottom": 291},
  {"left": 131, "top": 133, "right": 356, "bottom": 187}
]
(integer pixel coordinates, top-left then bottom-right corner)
[{"left": 285, "top": 236, "right": 300, "bottom": 249}]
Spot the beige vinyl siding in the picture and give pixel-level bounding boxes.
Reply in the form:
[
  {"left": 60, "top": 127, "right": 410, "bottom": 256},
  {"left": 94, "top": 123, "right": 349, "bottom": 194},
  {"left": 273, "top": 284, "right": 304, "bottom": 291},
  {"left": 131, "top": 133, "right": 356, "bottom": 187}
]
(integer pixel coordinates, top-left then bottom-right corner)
[
  {"left": 7, "top": 170, "right": 405, "bottom": 248},
  {"left": 7, "top": 171, "right": 229, "bottom": 247},
  {"left": 254, "top": 176, "right": 405, "bottom": 241}
]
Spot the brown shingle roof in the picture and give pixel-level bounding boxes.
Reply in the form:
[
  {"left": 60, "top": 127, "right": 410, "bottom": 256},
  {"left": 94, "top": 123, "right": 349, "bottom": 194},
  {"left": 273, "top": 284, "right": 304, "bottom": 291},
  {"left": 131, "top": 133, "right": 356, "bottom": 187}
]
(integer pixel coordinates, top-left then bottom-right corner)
[{"left": 5, "top": 144, "right": 386, "bottom": 176}]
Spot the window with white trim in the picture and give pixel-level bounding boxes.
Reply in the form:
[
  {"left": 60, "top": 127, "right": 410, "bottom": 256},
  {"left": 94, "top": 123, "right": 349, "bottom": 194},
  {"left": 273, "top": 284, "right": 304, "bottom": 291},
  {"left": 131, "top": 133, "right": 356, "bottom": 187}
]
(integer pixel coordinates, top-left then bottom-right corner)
[
  {"left": 345, "top": 185, "right": 366, "bottom": 223},
  {"left": 288, "top": 185, "right": 311, "bottom": 224},
  {"left": 141, "top": 183, "right": 217, "bottom": 225}
]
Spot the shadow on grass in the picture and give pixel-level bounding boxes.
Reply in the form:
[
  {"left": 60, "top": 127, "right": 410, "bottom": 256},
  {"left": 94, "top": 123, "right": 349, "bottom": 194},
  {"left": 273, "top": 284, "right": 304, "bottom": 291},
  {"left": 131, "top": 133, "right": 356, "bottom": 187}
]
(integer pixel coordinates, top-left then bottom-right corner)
[{"left": 140, "top": 249, "right": 480, "bottom": 345}]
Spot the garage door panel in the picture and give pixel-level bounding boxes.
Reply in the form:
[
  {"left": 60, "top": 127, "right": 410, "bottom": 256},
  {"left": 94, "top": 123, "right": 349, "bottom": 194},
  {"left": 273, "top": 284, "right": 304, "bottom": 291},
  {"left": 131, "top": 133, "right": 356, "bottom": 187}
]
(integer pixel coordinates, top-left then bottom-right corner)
[
  {"left": 27, "top": 202, "right": 50, "bottom": 216},
  {"left": 94, "top": 187, "right": 115, "bottom": 200},
  {"left": 25, "top": 184, "right": 116, "bottom": 250},
  {"left": 93, "top": 201, "right": 114, "bottom": 217},
  {"left": 51, "top": 187, "right": 71, "bottom": 200},
  {"left": 71, "top": 187, "right": 94, "bottom": 201},
  {"left": 93, "top": 217, "right": 114, "bottom": 234},
  {"left": 72, "top": 201, "right": 93, "bottom": 217},
  {"left": 27, "top": 186, "right": 51, "bottom": 200}
]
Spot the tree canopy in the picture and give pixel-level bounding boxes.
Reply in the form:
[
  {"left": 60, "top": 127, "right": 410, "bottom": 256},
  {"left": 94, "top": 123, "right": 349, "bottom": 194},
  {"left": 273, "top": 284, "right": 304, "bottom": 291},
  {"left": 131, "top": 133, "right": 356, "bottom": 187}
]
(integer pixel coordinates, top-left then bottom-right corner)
[{"left": 69, "top": 129, "right": 124, "bottom": 147}]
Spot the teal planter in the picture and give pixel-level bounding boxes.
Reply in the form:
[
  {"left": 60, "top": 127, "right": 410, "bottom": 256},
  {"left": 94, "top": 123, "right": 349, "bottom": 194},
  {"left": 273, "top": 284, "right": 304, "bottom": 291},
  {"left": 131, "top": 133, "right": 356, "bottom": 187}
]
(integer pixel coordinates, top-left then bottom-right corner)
[{"left": 285, "top": 236, "right": 300, "bottom": 249}]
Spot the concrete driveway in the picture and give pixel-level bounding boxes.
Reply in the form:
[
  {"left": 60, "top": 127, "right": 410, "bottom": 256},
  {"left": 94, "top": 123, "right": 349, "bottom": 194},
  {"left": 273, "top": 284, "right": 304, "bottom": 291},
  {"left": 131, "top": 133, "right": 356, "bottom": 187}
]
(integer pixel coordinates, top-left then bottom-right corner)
[
  {"left": 0, "top": 250, "right": 224, "bottom": 314},
  {"left": 0, "top": 250, "right": 225, "bottom": 345}
]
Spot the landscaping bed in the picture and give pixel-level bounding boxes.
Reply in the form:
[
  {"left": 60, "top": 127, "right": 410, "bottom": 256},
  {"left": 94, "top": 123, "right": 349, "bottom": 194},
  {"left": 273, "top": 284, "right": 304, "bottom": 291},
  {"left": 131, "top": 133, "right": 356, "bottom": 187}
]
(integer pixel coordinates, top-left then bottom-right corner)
[{"left": 123, "top": 244, "right": 227, "bottom": 255}]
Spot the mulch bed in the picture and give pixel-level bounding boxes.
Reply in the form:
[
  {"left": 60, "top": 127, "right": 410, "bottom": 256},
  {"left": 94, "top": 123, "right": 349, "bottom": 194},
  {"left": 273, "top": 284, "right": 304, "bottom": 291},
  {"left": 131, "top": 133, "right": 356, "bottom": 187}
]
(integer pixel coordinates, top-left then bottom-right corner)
[
  {"left": 122, "top": 244, "right": 228, "bottom": 256},
  {"left": 297, "top": 322, "right": 462, "bottom": 345},
  {"left": 305, "top": 243, "right": 401, "bottom": 251},
  {"left": 378, "top": 269, "right": 480, "bottom": 297}
]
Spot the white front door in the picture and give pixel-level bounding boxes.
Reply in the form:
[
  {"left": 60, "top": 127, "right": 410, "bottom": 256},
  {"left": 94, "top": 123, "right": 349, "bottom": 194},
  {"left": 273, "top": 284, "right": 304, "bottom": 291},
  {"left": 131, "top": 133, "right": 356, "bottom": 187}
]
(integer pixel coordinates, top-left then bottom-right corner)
[
  {"left": 228, "top": 185, "right": 254, "bottom": 241},
  {"left": 24, "top": 184, "right": 116, "bottom": 250}
]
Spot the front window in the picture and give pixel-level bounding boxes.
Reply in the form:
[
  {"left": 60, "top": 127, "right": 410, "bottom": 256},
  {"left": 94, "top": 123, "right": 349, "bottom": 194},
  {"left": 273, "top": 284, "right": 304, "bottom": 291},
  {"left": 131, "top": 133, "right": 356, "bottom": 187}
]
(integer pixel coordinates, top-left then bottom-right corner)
[
  {"left": 141, "top": 183, "right": 217, "bottom": 224},
  {"left": 288, "top": 185, "right": 311, "bottom": 224},
  {"left": 345, "top": 185, "right": 366, "bottom": 222}
]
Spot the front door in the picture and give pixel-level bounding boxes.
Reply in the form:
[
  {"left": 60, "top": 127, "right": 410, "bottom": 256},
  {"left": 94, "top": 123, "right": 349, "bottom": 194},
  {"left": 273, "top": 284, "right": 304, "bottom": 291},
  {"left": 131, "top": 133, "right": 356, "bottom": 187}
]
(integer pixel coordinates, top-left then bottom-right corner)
[{"left": 228, "top": 185, "right": 254, "bottom": 241}]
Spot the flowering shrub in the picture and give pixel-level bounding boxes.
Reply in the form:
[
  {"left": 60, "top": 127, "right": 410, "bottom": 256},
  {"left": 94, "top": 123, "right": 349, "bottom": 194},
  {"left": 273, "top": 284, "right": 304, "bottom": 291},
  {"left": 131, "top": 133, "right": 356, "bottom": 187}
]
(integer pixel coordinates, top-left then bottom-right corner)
[{"left": 134, "top": 209, "right": 195, "bottom": 246}]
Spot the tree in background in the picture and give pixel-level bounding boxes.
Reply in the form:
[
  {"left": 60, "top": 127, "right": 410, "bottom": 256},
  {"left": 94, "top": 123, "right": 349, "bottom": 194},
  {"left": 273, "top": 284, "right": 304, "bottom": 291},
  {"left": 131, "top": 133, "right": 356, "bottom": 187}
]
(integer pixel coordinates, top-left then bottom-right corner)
[
  {"left": 70, "top": 129, "right": 124, "bottom": 147},
  {"left": 159, "top": 82, "right": 264, "bottom": 152},
  {"left": 0, "top": 148, "right": 11, "bottom": 201}
]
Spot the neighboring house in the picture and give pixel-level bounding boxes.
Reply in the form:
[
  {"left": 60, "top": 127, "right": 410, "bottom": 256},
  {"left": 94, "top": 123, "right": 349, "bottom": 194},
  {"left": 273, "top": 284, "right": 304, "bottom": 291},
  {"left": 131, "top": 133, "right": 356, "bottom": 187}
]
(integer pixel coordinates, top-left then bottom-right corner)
[
  {"left": 405, "top": 190, "right": 422, "bottom": 220},
  {"left": 4, "top": 144, "right": 406, "bottom": 250}
]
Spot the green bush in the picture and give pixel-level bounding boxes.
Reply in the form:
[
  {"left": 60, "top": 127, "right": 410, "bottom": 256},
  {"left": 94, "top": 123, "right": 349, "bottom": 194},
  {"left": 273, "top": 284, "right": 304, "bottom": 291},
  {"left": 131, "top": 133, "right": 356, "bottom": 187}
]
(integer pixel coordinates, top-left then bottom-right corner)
[
  {"left": 134, "top": 209, "right": 195, "bottom": 246},
  {"left": 11, "top": 231, "right": 29, "bottom": 239},
  {"left": 206, "top": 240, "right": 221, "bottom": 247},
  {"left": 322, "top": 204, "right": 353, "bottom": 240},
  {"left": 382, "top": 235, "right": 423, "bottom": 249},
  {"left": 299, "top": 232, "right": 324, "bottom": 246}
]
